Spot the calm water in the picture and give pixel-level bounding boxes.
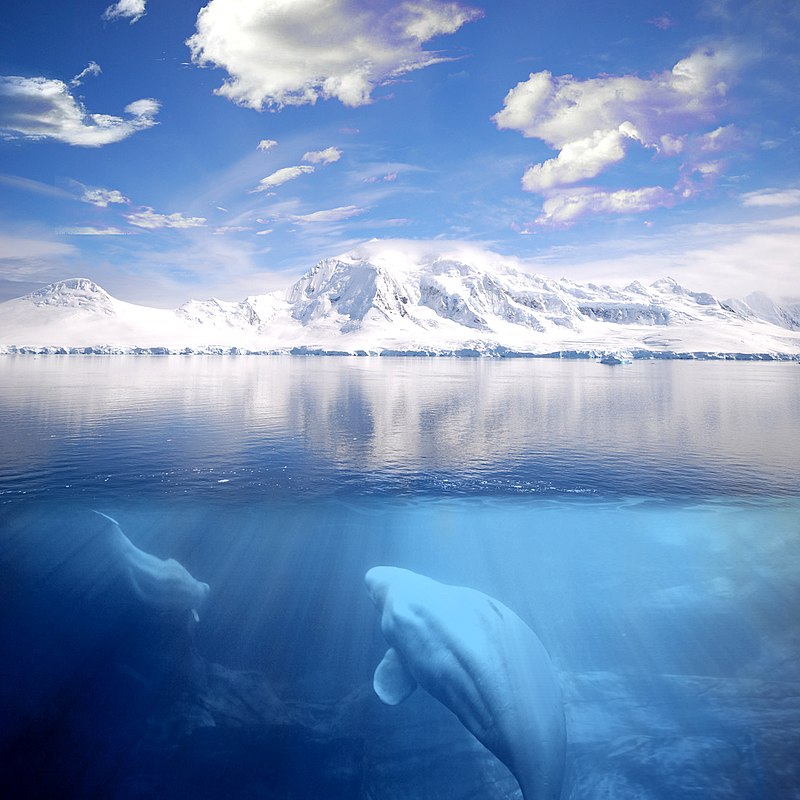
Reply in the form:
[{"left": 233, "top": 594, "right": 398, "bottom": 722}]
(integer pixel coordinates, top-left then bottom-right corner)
[{"left": 1, "top": 357, "right": 799, "bottom": 799}]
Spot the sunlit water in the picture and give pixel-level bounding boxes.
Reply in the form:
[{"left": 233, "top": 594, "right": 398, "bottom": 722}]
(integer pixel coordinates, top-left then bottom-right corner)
[{"left": 1, "top": 357, "right": 798, "bottom": 799}]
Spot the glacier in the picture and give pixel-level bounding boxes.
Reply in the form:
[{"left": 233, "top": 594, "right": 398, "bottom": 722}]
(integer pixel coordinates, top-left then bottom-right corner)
[{"left": 1, "top": 249, "right": 799, "bottom": 359}]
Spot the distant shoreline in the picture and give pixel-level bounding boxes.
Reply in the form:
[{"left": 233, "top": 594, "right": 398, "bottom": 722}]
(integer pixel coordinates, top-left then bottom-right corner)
[{"left": 2, "top": 346, "right": 798, "bottom": 361}]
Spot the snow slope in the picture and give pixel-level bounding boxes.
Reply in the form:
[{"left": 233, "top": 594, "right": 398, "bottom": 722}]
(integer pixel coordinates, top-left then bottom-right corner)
[{"left": 1, "top": 253, "right": 799, "bottom": 358}]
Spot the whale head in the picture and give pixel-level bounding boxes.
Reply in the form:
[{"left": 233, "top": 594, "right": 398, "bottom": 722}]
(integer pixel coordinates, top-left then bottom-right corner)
[
  {"left": 364, "top": 565, "right": 397, "bottom": 607},
  {"left": 365, "top": 565, "right": 433, "bottom": 608}
]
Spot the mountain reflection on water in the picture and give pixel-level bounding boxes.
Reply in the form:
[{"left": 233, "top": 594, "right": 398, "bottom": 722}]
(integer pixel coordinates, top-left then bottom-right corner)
[
  {"left": 1, "top": 357, "right": 799, "bottom": 799},
  {"left": 0, "top": 357, "right": 798, "bottom": 499}
]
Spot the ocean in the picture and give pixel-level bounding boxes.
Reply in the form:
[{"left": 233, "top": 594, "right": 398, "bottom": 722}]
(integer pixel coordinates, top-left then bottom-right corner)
[{"left": 1, "top": 356, "right": 798, "bottom": 799}]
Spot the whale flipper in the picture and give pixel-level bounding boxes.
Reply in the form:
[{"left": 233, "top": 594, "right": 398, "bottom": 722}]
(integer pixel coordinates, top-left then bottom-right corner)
[{"left": 374, "top": 647, "right": 417, "bottom": 705}]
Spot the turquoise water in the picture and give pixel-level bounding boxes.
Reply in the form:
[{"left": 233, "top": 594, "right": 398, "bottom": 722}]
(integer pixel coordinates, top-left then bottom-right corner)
[{"left": 1, "top": 357, "right": 799, "bottom": 798}]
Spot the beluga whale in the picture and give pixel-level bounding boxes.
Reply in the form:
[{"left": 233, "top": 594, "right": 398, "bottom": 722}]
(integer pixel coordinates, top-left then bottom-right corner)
[
  {"left": 365, "top": 566, "right": 566, "bottom": 800},
  {"left": 93, "top": 511, "right": 209, "bottom": 620}
]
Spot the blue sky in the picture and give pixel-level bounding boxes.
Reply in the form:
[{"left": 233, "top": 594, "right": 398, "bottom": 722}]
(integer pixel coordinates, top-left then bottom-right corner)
[{"left": 1, "top": 0, "right": 798, "bottom": 305}]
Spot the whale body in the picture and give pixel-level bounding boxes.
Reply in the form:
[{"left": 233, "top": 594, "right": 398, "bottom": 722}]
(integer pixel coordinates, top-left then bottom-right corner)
[
  {"left": 93, "top": 511, "right": 209, "bottom": 618},
  {"left": 365, "top": 566, "right": 566, "bottom": 800}
]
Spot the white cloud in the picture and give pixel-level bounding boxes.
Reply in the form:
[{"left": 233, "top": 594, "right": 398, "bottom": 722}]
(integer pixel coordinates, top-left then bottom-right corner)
[
  {"left": 257, "top": 138, "right": 278, "bottom": 151},
  {"left": 535, "top": 187, "right": 672, "bottom": 226},
  {"left": 676, "top": 160, "right": 725, "bottom": 198},
  {"left": 495, "top": 45, "right": 736, "bottom": 144},
  {"left": 124, "top": 98, "right": 160, "bottom": 118},
  {"left": 102, "top": 0, "right": 147, "bottom": 24},
  {"left": 70, "top": 62, "right": 102, "bottom": 87},
  {"left": 740, "top": 188, "right": 800, "bottom": 207},
  {"left": 186, "top": 0, "right": 482, "bottom": 110},
  {"left": 125, "top": 207, "right": 207, "bottom": 229},
  {"left": 363, "top": 171, "right": 400, "bottom": 183},
  {"left": 289, "top": 205, "right": 364, "bottom": 223},
  {"left": 698, "top": 124, "right": 739, "bottom": 152},
  {"left": 213, "top": 225, "right": 252, "bottom": 235},
  {"left": 0, "top": 75, "right": 159, "bottom": 146},
  {"left": 494, "top": 44, "right": 739, "bottom": 197},
  {"left": 80, "top": 186, "right": 129, "bottom": 207},
  {"left": 251, "top": 165, "right": 315, "bottom": 193},
  {"left": 302, "top": 146, "right": 342, "bottom": 165},
  {"left": 659, "top": 133, "right": 686, "bottom": 155},
  {"left": 57, "top": 226, "right": 129, "bottom": 235},
  {"left": 521, "top": 125, "right": 638, "bottom": 192}
]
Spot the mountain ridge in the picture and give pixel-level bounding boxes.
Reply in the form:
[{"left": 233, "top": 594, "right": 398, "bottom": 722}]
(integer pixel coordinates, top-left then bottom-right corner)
[{"left": 1, "top": 250, "right": 799, "bottom": 358}]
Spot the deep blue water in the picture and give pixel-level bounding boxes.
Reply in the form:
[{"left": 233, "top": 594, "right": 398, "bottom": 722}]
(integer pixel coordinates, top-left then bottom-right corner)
[{"left": 1, "top": 357, "right": 799, "bottom": 799}]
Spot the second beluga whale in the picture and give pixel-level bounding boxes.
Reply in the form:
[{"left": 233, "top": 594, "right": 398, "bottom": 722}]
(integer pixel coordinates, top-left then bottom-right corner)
[
  {"left": 93, "top": 511, "right": 209, "bottom": 620},
  {"left": 365, "top": 566, "right": 566, "bottom": 800}
]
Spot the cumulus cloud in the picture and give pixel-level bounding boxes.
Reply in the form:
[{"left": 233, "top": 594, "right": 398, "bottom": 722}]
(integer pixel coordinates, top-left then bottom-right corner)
[
  {"left": 494, "top": 44, "right": 742, "bottom": 223},
  {"left": 495, "top": 44, "right": 737, "bottom": 200},
  {"left": 289, "top": 205, "right": 364, "bottom": 223},
  {"left": 0, "top": 75, "right": 159, "bottom": 146},
  {"left": 659, "top": 133, "right": 686, "bottom": 155},
  {"left": 740, "top": 188, "right": 800, "bottom": 207},
  {"left": 494, "top": 45, "right": 737, "bottom": 145},
  {"left": 522, "top": 124, "right": 640, "bottom": 192},
  {"left": 302, "top": 146, "right": 342, "bottom": 164},
  {"left": 535, "top": 187, "right": 672, "bottom": 226},
  {"left": 257, "top": 138, "right": 278, "bottom": 151},
  {"left": 186, "top": 0, "right": 482, "bottom": 110},
  {"left": 102, "top": 0, "right": 147, "bottom": 24},
  {"left": 251, "top": 165, "right": 315, "bottom": 193},
  {"left": 125, "top": 207, "right": 207, "bottom": 229},
  {"left": 70, "top": 62, "right": 102, "bottom": 87},
  {"left": 80, "top": 185, "right": 130, "bottom": 207},
  {"left": 124, "top": 98, "right": 160, "bottom": 118}
]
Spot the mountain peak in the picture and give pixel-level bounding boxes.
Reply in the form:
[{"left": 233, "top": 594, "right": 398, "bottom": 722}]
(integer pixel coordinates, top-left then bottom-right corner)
[
  {"left": 650, "top": 276, "right": 685, "bottom": 293},
  {"left": 27, "top": 278, "right": 115, "bottom": 315}
]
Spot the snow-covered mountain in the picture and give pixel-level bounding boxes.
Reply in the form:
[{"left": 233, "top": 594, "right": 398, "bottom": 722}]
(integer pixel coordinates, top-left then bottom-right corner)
[{"left": 2, "top": 251, "right": 799, "bottom": 358}]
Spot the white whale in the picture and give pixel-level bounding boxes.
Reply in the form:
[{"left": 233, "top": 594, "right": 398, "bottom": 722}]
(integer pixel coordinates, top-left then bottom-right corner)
[
  {"left": 365, "top": 566, "right": 566, "bottom": 800},
  {"left": 93, "top": 511, "right": 209, "bottom": 618}
]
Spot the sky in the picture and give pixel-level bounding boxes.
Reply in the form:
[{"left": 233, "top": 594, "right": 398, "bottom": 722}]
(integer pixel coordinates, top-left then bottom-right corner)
[{"left": 0, "top": 0, "right": 798, "bottom": 306}]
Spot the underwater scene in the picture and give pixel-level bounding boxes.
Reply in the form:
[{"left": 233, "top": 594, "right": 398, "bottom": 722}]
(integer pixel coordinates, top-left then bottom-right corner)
[{"left": 1, "top": 356, "right": 799, "bottom": 799}]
